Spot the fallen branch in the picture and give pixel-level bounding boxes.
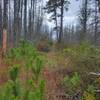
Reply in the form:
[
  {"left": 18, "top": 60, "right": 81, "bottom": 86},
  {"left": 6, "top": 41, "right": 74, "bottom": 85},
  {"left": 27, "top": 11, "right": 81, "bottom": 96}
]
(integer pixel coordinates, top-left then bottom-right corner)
[
  {"left": 95, "top": 90, "right": 100, "bottom": 93},
  {"left": 89, "top": 72, "right": 100, "bottom": 76}
]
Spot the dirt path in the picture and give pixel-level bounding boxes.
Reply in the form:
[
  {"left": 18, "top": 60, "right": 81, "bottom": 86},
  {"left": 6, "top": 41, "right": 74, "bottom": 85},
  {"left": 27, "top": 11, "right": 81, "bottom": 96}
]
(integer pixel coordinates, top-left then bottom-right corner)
[
  {"left": 41, "top": 51, "right": 73, "bottom": 100},
  {"left": 43, "top": 67, "right": 68, "bottom": 100}
]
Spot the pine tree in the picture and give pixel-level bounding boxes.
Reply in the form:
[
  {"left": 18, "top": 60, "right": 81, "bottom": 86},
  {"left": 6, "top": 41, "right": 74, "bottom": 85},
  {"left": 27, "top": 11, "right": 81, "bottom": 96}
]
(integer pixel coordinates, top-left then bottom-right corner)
[{"left": 45, "top": 0, "right": 70, "bottom": 43}]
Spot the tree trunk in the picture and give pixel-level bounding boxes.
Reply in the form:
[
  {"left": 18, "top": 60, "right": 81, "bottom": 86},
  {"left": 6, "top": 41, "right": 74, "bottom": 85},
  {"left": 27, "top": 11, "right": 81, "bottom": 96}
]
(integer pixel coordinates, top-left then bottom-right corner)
[
  {"left": 83, "top": 0, "right": 88, "bottom": 40},
  {"left": 0, "top": 0, "right": 2, "bottom": 46},
  {"left": 24, "top": 0, "right": 27, "bottom": 40},
  {"left": 94, "top": 0, "right": 98, "bottom": 45},
  {"left": 54, "top": 8, "right": 59, "bottom": 41},
  {"left": 2, "top": 29, "right": 7, "bottom": 56},
  {"left": 58, "top": 0, "right": 64, "bottom": 43}
]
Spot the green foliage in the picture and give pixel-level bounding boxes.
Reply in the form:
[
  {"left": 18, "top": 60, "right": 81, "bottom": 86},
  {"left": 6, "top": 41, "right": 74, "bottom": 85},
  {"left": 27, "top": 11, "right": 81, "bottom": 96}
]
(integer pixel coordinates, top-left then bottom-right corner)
[
  {"left": 70, "top": 72, "right": 81, "bottom": 87},
  {"left": 9, "top": 65, "right": 20, "bottom": 98},
  {"left": 23, "top": 80, "right": 45, "bottom": 100},
  {"left": 87, "top": 85, "right": 96, "bottom": 95},
  {"left": 62, "top": 72, "right": 97, "bottom": 99},
  {"left": 7, "top": 48, "right": 22, "bottom": 59},
  {"left": 63, "top": 43, "right": 99, "bottom": 99},
  {"left": 61, "top": 72, "right": 81, "bottom": 94},
  {"left": 0, "top": 79, "right": 45, "bottom": 100},
  {"left": 0, "top": 82, "right": 17, "bottom": 100},
  {"left": 63, "top": 42, "right": 99, "bottom": 58},
  {"left": 9, "top": 65, "right": 19, "bottom": 81},
  {"left": 32, "top": 80, "right": 45, "bottom": 100},
  {"left": 83, "top": 85, "right": 96, "bottom": 100},
  {"left": 63, "top": 42, "right": 100, "bottom": 73},
  {"left": 7, "top": 40, "right": 37, "bottom": 60},
  {"left": 0, "top": 41, "right": 45, "bottom": 100},
  {"left": 31, "top": 57, "right": 44, "bottom": 81}
]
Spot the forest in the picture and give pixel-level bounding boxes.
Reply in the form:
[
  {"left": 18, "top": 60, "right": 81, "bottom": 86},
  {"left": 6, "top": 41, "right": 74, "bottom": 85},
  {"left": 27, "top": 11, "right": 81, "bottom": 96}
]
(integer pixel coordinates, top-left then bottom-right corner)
[{"left": 0, "top": 0, "right": 100, "bottom": 100}]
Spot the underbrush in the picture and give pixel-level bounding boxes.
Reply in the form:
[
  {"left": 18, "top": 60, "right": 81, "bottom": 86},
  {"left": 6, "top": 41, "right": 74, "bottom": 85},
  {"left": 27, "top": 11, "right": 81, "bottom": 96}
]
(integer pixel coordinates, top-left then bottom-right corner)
[
  {"left": 63, "top": 42, "right": 100, "bottom": 72},
  {"left": 62, "top": 42, "right": 100, "bottom": 100},
  {"left": 36, "top": 39, "right": 52, "bottom": 52},
  {"left": 0, "top": 41, "right": 45, "bottom": 100},
  {"left": 0, "top": 41, "right": 100, "bottom": 100}
]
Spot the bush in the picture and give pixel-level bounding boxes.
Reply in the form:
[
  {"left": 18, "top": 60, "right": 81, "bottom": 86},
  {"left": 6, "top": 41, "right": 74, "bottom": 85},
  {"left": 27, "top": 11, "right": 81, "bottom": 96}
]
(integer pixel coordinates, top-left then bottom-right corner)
[
  {"left": 61, "top": 72, "right": 81, "bottom": 94},
  {"left": 83, "top": 85, "right": 96, "bottom": 100},
  {"left": 7, "top": 40, "right": 37, "bottom": 60},
  {"left": 63, "top": 42, "right": 100, "bottom": 78}
]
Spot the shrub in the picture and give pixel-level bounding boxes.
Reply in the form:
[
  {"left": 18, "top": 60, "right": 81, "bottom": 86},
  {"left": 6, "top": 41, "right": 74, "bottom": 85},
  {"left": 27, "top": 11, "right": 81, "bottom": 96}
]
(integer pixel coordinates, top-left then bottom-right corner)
[
  {"left": 63, "top": 42, "right": 100, "bottom": 82},
  {"left": 31, "top": 56, "right": 44, "bottom": 81},
  {"left": 7, "top": 40, "right": 37, "bottom": 60},
  {"left": 83, "top": 91, "right": 96, "bottom": 100},
  {"left": 9, "top": 65, "right": 19, "bottom": 81},
  {"left": 83, "top": 85, "right": 96, "bottom": 100},
  {"left": 61, "top": 72, "right": 81, "bottom": 94}
]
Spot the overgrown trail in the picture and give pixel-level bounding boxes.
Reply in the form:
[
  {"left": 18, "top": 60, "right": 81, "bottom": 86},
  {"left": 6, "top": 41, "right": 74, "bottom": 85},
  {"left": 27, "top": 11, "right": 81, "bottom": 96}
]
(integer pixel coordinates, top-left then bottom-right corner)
[
  {"left": 43, "top": 67, "right": 67, "bottom": 100},
  {"left": 42, "top": 51, "right": 72, "bottom": 100}
]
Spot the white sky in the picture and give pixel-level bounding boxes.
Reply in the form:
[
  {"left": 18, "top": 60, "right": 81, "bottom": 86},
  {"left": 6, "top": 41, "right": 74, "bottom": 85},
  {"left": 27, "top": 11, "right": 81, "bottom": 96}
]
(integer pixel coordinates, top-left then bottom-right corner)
[
  {"left": 64, "top": 0, "right": 81, "bottom": 23},
  {"left": 44, "top": 0, "right": 82, "bottom": 27}
]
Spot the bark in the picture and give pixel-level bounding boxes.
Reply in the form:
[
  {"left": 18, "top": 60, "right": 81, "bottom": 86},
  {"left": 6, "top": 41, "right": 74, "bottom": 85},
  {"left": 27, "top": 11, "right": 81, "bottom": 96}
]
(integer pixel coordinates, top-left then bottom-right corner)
[{"left": 54, "top": 8, "right": 59, "bottom": 41}]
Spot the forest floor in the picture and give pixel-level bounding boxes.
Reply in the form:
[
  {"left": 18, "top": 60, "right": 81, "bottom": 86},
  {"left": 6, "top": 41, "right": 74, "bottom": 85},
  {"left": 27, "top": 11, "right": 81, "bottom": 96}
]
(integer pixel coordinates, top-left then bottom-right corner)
[
  {"left": 0, "top": 50, "right": 71, "bottom": 100},
  {"left": 0, "top": 44, "right": 100, "bottom": 100},
  {"left": 42, "top": 51, "right": 72, "bottom": 100}
]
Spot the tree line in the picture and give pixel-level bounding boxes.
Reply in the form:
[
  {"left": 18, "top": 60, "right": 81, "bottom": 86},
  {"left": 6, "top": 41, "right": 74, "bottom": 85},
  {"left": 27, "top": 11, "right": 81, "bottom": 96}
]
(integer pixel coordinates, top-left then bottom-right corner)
[
  {"left": 0, "top": 0, "right": 100, "bottom": 47},
  {"left": 0, "top": 0, "right": 46, "bottom": 47}
]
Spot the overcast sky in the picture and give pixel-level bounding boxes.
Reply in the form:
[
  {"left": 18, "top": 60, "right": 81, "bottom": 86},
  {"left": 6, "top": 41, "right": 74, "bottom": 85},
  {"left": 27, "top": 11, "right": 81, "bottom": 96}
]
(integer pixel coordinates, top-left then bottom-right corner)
[
  {"left": 44, "top": 0, "right": 82, "bottom": 27},
  {"left": 64, "top": 0, "right": 82, "bottom": 23}
]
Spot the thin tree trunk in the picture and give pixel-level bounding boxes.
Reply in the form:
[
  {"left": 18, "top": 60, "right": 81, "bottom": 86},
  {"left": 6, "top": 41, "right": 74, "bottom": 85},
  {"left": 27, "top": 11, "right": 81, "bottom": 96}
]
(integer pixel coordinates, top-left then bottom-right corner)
[
  {"left": 83, "top": 0, "right": 88, "bottom": 40},
  {"left": 0, "top": 0, "right": 2, "bottom": 46},
  {"left": 24, "top": 0, "right": 27, "bottom": 40},
  {"left": 94, "top": 0, "right": 98, "bottom": 45},
  {"left": 54, "top": 8, "right": 59, "bottom": 41},
  {"left": 3, "top": 0, "right": 8, "bottom": 50},
  {"left": 58, "top": 0, "right": 64, "bottom": 43}
]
